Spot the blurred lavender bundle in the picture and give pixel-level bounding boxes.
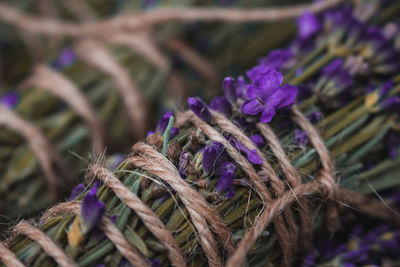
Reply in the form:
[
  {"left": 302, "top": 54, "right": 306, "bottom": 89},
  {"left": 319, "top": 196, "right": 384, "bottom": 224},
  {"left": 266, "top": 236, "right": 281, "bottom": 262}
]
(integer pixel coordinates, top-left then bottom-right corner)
[
  {"left": 0, "top": 0, "right": 319, "bottom": 226},
  {"left": 301, "top": 192, "right": 400, "bottom": 267},
  {"left": 1, "top": 1, "right": 400, "bottom": 266}
]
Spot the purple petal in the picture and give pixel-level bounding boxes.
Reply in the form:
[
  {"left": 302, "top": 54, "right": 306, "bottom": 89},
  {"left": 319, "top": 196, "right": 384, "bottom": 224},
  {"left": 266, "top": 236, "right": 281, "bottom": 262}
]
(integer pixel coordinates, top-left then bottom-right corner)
[
  {"left": 69, "top": 184, "right": 85, "bottom": 201},
  {"left": 0, "top": 92, "right": 19, "bottom": 108},
  {"left": 223, "top": 77, "right": 237, "bottom": 102},
  {"left": 241, "top": 99, "right": 264, "bottom": 116},
  {"left": 236, "top": 76, "right": 248, "bottom": 99},
  {"left": 156, "top": 111, "right": 173, "bottom": 134},
  {"left": 81, "top": 186, "right": 105, "bottom": 233},
  {"left": 256, "top": 68, "right": 284, "bottom": 93},
  {"left": 260, "top": 107, "right": 276, "bottom": 123},
  {"left": 250, "top": 134, "right": 265, "bottom": 148},
  {"left": 247, "top": 149, "right": 263, "bottom": 165},
  {"left": 215, "top": 161, "right": 236, "bottom": 176},
  {"left": 246, "top": 84, "right": 263, "bottom": 99},
  {"left": 169, "top": 127, "right": 179, "bottom": 139},
  {"left": 210, "top": 96, "right": 232, "bottom": 117},
  {"left": 202, "top": 142, "right": 224, "bottom": 173},
  {"left": 297, "top": 11, "right": 321, "bottom": 39},
  {"left": 215, "top": 171, "right": 235, "bottom": 193},
  {"left": 275, "top": 84, "right": 298, "bottom": 109},
  {"left": 188, "top": 97, "right": 212, "bottom": 122}
]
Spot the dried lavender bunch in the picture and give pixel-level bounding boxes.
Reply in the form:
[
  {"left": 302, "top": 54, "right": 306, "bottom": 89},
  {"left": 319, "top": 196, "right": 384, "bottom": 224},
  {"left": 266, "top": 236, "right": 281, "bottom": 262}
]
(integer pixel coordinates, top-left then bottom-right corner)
[
  {"left": 0, "top": 0, "right": 310, "bottom": 225},
  {"left": 1, "top": 1, "right": 400, "bottom": 266}
]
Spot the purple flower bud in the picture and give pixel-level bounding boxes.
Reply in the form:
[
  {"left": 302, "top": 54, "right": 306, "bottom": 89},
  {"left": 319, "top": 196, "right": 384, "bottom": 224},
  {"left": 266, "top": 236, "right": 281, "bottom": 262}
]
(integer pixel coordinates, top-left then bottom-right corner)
[
  {"left": 229, "top": 136, "right": 263, "bottom": 165},
  {"left": 188, "top": 97, "right": 212, "bottom": 122},
  {"left": 223, "top": 77, "right": 237, "bottom": 102},
  {"left": 210, "top": 96, "right": 232, "bottom": 117},
  {"left": 157, "top": 111, "right": 173, "bottom": 134},
  {"left": 178, "top": 150, "right": 192, "bottom": 178},
  {"left": 236, "top": 76, "right": 248, "bottom": 100},
  {"left": 250, "top": 134, "right": 265, "bottom": 148},
  {"left": 0, "top": 91, "right": 19, "bottom": 108},
  {"left": 69, "top": 184, "right": 85, "bottom": 201},
  {"left": 294, "top": 128, "right": 309, "bottom": 146},
  {"left": 297, "top": 11, "right": 321, "bottom": 40},
  {"left": 202, "top": 142, "right": 224, "bottom": 173},
  {"left": 215, "top": 171, "right": 235, "bottom": 194},
  {"left": 81, "top": 185, "right": 105, "bottom": 233},
  {"left": 169, "top": 127, "right": 179, "bottom": 140}
]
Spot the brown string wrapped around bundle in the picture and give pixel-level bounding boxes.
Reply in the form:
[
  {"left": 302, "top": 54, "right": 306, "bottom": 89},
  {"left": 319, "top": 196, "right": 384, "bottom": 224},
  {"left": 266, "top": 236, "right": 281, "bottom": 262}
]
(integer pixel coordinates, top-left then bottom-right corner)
[{"left": 1, "top": 103, "right": 399, "bottom": 267}]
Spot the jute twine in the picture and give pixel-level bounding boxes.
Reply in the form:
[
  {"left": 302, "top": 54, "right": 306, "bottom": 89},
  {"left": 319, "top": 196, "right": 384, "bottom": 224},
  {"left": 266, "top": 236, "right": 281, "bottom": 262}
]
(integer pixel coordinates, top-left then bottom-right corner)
[{"left": 2, "top": 107, "right": 400, "bottom": 267}]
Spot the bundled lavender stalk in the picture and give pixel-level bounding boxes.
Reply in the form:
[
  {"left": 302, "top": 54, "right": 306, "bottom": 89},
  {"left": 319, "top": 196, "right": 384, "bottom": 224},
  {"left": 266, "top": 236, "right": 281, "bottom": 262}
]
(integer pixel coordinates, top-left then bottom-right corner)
[
  {"left": 1, "top": 1, "right": 400, "bottom": 266},
  {"left": 0, "top": 0, "right": 307, "bottom": 224}
]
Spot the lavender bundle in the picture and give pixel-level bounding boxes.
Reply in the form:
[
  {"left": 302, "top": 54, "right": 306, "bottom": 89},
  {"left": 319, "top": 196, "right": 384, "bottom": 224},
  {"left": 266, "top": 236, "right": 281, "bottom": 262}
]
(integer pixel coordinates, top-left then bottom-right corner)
[
  {"left": 1, "top": 1, "right": 400, "bottom": 266},
  {"left": 0, "top": 0, "right": 313, "bottom": 225}
]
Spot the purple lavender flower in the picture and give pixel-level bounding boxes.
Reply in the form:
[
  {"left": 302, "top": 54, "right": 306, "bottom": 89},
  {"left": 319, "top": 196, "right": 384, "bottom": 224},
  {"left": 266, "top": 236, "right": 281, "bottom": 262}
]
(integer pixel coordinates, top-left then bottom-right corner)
[
  {"left": 258, "top": 49, "right": 293, "bottom": 70},
  {"left": 297, "top": 11, "right": 321, "bottom": 40},
  {"left": 249, "top": 134, "right": 265, "bottom": 148},
  {"left": 228, "top": 136, "right": 263, "bottom": 165},
  {"left": 81, "top": 185, "right": 105, "bottom": 233},
  {"left": 294, "top": 128, "right": 308, "bottom": 146},
  {"left": 69, "top": 184, "right": 85, "bottom": 201},
  {"left": 223, "top": 77, "right": 238, "bottom": 103},
  {"left": 202, "top": 142, "right": 224, "bottom": 173},
  {"left": 0, "top": 91, "right": 19, "bottom": 108},
  {"left": 242, "top": 66, "right": 297, "bottom": 123},
  {"left": 188, "top": 97, "right": 212, "bottom": 122},
  {"left": 386, "top": 131, "right": 399, "bottom": 160},
  {"left": 149, "top": 111, "right": 179, "bottom": 139},
  {"left": 215, "top": 170, "right": 235, "bottom": 194},
  {"left": 209, "top": 96, "right": 232, "bottom": 117}
]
